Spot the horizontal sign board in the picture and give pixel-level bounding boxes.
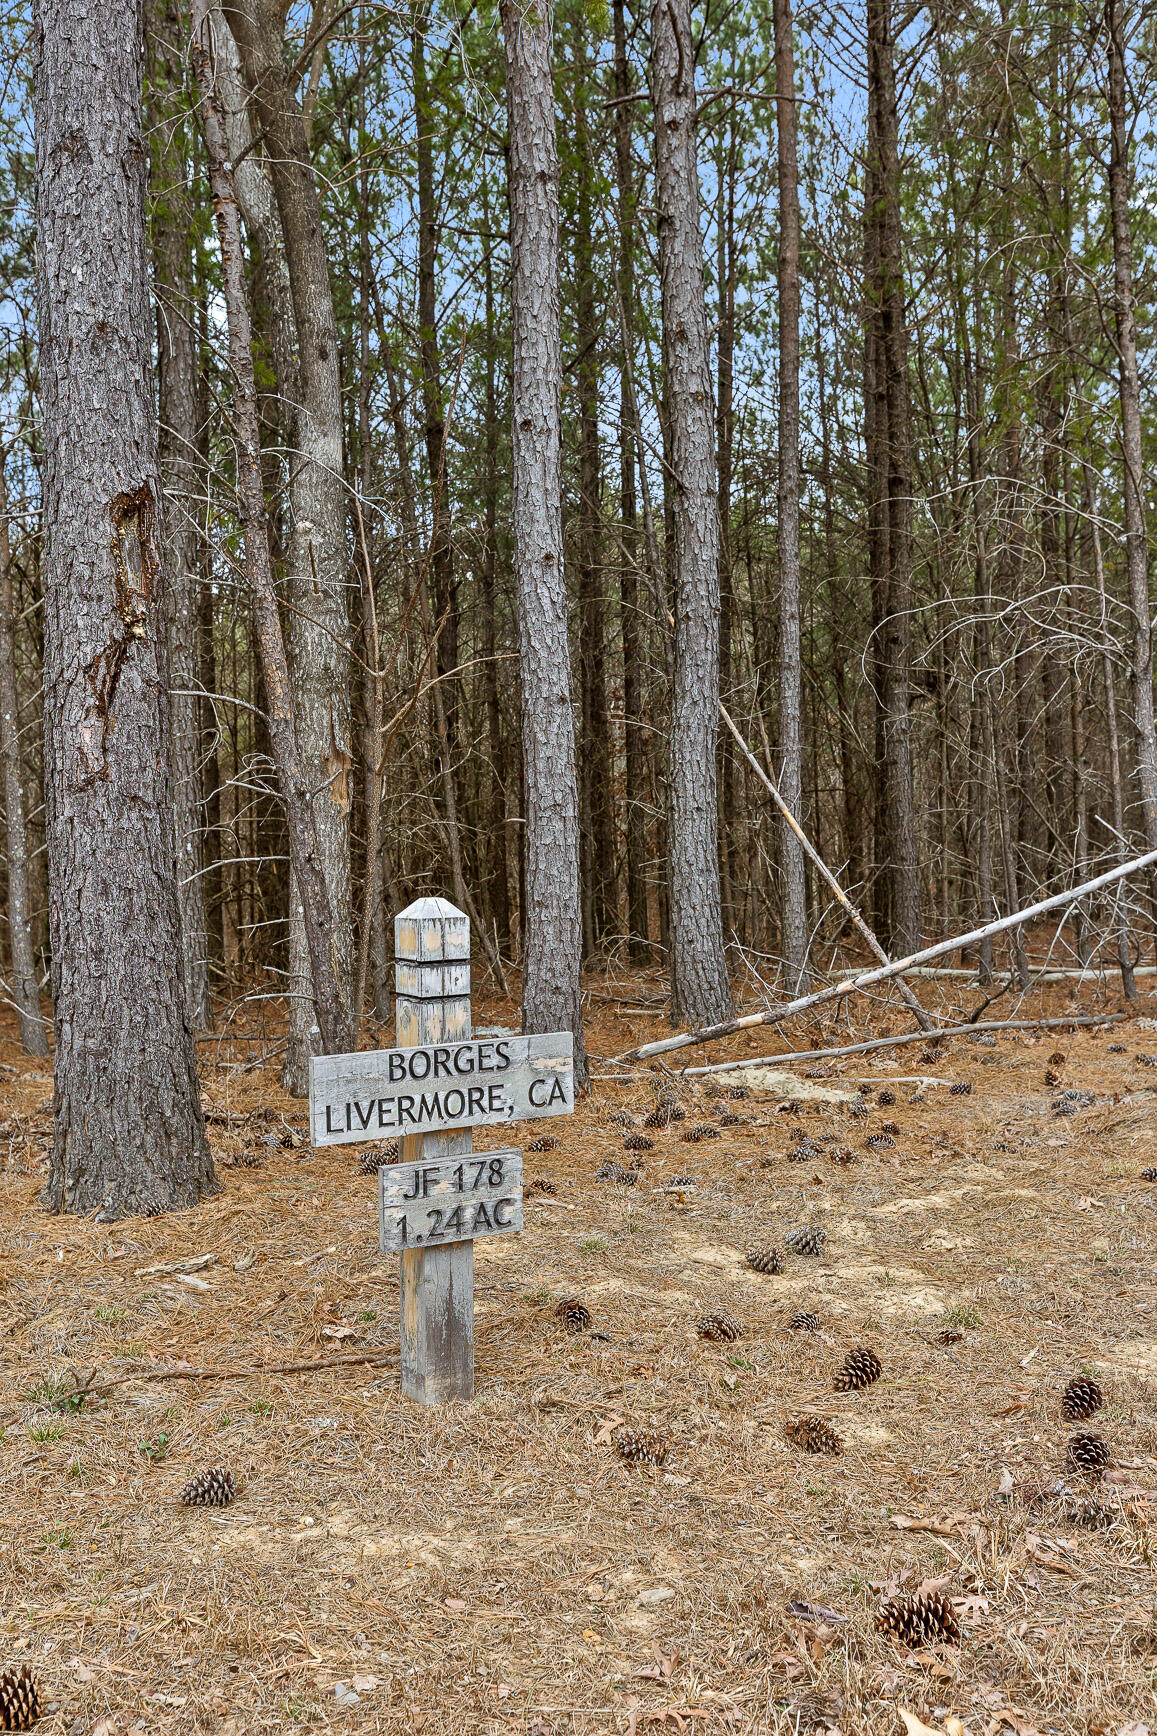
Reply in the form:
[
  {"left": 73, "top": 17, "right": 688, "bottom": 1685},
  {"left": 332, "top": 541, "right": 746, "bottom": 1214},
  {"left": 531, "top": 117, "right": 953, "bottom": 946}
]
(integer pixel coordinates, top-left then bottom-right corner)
[
  {"left": 309, "top": 1032, "right": 573, "bottom": 1148},
  {"left": 379, "top": 1147, "right": 523, "bottom": 1253}
]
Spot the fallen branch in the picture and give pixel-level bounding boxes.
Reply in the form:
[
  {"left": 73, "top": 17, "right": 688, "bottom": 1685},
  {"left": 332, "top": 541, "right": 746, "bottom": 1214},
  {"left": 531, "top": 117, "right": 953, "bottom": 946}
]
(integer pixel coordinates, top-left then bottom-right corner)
[
  {"left": 615, "top": 846, "right": 1157, "bottom": 1063},
  {"left": 22, "top": 1350, "right": 399, "bottom": 1418},
  {"left": 721, "top": 704, "right": 934, "bottom": 1033},
  {"left": 681, "top": 1011, "right": 1125, "bottom": 1075}
]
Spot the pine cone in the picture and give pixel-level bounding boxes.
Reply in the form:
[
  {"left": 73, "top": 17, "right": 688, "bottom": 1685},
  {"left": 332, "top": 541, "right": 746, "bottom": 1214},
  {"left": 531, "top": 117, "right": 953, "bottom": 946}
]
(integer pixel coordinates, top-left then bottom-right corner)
[
  {"left": 668, "top": 1172, "right": 695, "bottom": 1187},
  {"left": 682, "top": 1123, "right": 721, "bottom": 1142},
  {"left": 697, "top": 1310, "right": 742, "bottom": 1343},
  {"left": 877, "top": 1590, "right": 960, "bottom": 1647},
  {"left": 1136, "top": 1053, "right": 1157, "bottom": 1067},
  {"left": 527, "top": 1134, "right": 559, "bottom": 1153},
  {"left": 555, "top": 1298, "right": 591, "bottom": 1333},
  {"left": 179, "top": 1467, "right": 237, "bottom": 1507},
  {"left": 857, "top": 1081, "right": 874, "bottom": 1096},
  {"left": 878, "top": 1089, "right": 896, "bottom": 1106},
  {"left": 844, "top": 1099, "right": 868, "bottom": 1119},
  {"left": 1048, "top": 1049, "right": 1066, "bottom": 1067},
  {"left": 716, "top": 1111, "right": 744, "bottom": 1127},
  {"left": 789, "top": 1310, "right": 820, "bottom": 1332},
  {"left": 622, "top": 1133, "right": 653, "bottom": 1152},
  {"left": 726, "top": 1084, "right": 750, "bottom": 1100},
  {"left": 606, "top": 1109, "right": 634, "bottom": 1127},
  {"left": 1064, "top": 1495, "right": 1117, "bottom": 1531},
  {"left": 829, "top": 1144, "right": 856, "bottom": 1165},
  {"left": 935, "top": 1327, "right": 963, "bottom": 1345},
  {"left": 0, "top": 1668, "right": 39, "bottom": 1731},
  {"left": 881, "top": 1120, "right": 899, "bottom": 1135},
  {"left": 1044, "top": 1068, "right": 1062, "bottom": 1088},
  {"left": 1107, "top": 1042, "right": 1126, "bottom": 1054},
  {"left": 235, "top": 1150, "right": 263, "bottom": 1169},
  {"left": 358, "top": 1139, "right": 400, "bottom": 1175},
  {"left": 595, "top": 1160, "right": 638, "bottom": 1186},
  {"left": 615, "top": 1427, "right": 669, "bottom": 1467},
  {"left": 784, "top": 1223, "right": 826, "bottom": 1256},
  {"left": 1052, "top": 1097, "right": 1077, "bottom": 1117},
  {"left": 788, "top": 1138, "right": 822, "bottom": 1163},
  {"left": 1061, "top": 1376, "right": 1104, "bottom": 1422},
  {"left": 785, "top": 1415, "right": 841, "bottom": 1456},
  {"left": 745, "top": 1245, "right": 784, "bottom": 1274},
  {"left": 834, "top": 1346, "right": 882, "bottom": 1391},
  {"left": 528, "top": 1176, "right": 558, "bottom": 1195},
  {"left": 1066, "top": 1432, "right": 1111, "bottom": 1479},
  {"left": 1142, "top": 1167, "right": 1157, "bottom": 1181},
  {"left": 949, "top": 1080, "right": 972, "bottom": 1096},
  {"left": 866, "top": 1133, "right": 895, "bottom": 1150}
]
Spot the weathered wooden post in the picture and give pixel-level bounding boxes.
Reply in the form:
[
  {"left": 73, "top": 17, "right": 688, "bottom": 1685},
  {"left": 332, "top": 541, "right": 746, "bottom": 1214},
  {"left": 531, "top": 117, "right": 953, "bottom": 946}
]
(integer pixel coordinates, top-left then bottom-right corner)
[
  {"left": 393, "top": 896, "right": 475, "bottom": 1402},
  {"left": 309, "top": 894, "right": 574, "bottom": 1405}
]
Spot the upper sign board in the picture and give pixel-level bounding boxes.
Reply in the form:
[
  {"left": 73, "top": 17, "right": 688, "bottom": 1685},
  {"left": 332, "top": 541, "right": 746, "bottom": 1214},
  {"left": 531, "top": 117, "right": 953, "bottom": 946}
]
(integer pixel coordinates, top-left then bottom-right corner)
[{"left": 309, "top": 1031, "right": 574, "bottom": 1147}]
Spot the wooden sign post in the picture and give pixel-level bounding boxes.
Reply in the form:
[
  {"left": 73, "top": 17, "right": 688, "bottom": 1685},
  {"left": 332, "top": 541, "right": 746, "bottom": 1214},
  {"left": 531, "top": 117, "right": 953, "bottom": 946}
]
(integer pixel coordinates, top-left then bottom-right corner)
[{"left": 308, "top": 895, "right": 575, "bottom": 1404}]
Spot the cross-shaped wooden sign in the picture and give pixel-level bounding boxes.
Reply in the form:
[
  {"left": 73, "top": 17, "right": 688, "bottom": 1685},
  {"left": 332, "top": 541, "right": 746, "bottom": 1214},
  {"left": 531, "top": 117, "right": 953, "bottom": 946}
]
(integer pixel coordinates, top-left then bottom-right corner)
[{"left": 309, "top": 897, "right": 575, "bottom": 1403}]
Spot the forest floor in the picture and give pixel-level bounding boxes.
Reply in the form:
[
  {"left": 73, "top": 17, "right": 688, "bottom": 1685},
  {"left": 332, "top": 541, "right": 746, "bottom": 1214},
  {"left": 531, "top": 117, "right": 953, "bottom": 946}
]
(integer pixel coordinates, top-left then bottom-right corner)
[{"left": 1, "top": 965, "right": 1156, "bottom": 1736}]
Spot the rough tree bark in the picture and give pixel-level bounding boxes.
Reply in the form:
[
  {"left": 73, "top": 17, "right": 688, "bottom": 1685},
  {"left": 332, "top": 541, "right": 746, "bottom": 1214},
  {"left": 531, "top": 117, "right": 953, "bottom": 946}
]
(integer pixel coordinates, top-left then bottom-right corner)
[
  {"left": 147, "top": 0, "right": 212, "bottom": 1031},
  {"left": 1106, "top": 0, "right": 1157, "bottom": 883},
  {"left": 0, "top": 466, "right": 48, "bottom": 1055},
  {"left": 190, "top": 0, "right": 353, "bottom": 1059},
  {"left": 773, "top": 0, "right": 809, "bottom": 991},
  {"left": 221, "top": 0, "right": 353, "bottom": 1092},
  {"left": 613, "top": 0, "right": 650, "bottom": 961},
  {"left": 500, "top": 0, "right": 586, "bottom": 1080},
  {"left": 574, "top": 16, "right": 614, "bottom": 955},
  {"left": 33, "top": 0, "right": 213, "bottom": 1215},
  {"left": 651, "top": 0, "right": 733, "bottom": 1025},
  {"left": 865, "top": 0, "right": 921, "bottom": 953}
]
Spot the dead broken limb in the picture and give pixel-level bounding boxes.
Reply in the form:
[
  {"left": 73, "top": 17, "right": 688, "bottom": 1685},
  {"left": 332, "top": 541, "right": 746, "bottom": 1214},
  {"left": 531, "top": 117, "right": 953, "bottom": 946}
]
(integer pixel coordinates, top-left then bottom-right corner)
[
  {"left": 10, "top": 1350, "right": 400, "bottom": 1420},
  {"left": 615, "top": 846, "right": 1157, "bottom": 1064},
  {"left": 720, "top": 704, "right": 934, "bottom": 1034},
  {"left": 681, "top": 1011, "right": 1125, "bottom": 1075}
]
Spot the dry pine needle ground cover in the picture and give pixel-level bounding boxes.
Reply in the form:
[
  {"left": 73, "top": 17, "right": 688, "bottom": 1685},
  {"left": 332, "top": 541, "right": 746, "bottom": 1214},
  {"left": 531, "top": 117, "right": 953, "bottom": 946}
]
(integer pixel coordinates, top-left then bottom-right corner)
[{"left": 1, "top": 977, "right": 1156, "bottom": 1736}]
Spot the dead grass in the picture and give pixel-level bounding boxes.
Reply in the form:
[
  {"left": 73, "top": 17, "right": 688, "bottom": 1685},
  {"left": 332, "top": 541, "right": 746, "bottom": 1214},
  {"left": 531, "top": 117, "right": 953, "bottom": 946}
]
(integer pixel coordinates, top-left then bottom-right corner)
[{"left": 1, "top": 976, "right": 1156, "bottom": 1735}]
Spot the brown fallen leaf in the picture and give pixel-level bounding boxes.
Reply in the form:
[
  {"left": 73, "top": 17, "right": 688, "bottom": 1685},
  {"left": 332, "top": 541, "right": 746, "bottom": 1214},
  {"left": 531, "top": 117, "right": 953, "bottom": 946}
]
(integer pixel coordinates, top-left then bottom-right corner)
[
  {"left": 889, "top": 1514, "right": 965, "bottom": 1537},
  {"left": 899, "top": 1711, "right": 945, "bottom": 1736}
]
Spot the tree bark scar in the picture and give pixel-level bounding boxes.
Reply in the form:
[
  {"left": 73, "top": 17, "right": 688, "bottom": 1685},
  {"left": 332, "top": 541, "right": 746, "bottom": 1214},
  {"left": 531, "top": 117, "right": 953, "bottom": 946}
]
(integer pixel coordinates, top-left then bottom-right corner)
[{"left": 79, "top": 483, "right": 158, "bottom": 780}]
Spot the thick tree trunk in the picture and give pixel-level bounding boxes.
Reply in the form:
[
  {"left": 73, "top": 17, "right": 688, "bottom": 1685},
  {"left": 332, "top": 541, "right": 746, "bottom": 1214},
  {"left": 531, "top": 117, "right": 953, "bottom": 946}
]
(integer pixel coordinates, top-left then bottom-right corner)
[
  {"left": 221, "top": 0, "right": 353, "bottom": 1092},
  {"left": 651, "top": 0, "right": 733, "bottom": 1025},
  {"left": 500, "top": 0, "right": 586, "bottom": 1079},
  {"left": 191, "top": 0, "right": 353, "bottom": 1061},
  {"left": 147, "top": 0, "right": 212, "bottom": 1031},
  {"left": 481, "top": 183, "right": 511, "bottom": 950},
  {"left": 613, "top": 0, "right": 650, "bottom": 962},
  {"left": 0, "top": 468, "right": 48, "bottom": 1055},
  {"left": 773, "top": 0, "right": 809, "bottom": 992},
  {"left": 34, "top": 0, "right": 213, "bottom": 1215},
  {"left": 1106, "top": 0, "right": 1157, "bottom": 875},
  {"left": 865, "top": 0, "right": 921, "bottom": 953}
]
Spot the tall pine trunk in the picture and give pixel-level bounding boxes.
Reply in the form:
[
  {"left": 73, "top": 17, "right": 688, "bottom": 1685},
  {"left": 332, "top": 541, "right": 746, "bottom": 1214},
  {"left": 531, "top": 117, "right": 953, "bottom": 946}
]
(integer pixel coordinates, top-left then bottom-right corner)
[
  {"left": 147, "top": 0, "right": 212, "bottom": 1031},
  {"left": 864, "top": 0, "right": 921, "bottom": 953},
  {"left": 773, "top": 0, "right": 809, "bottom": 990},
  {"left": 0, "top": 467, "right": 47, "bottom": 1055},
  {"left": 222, "top": 0, "right": 353, "bottom": 1092},
  {"left": 651, "top": 0, "right": 733, "bottom": 1025},
  {"left": 34, "top": 0, "right": 213, "bottom": 1215},
  {"left": 1106, "top": 0, "right": 1157, "bottom": 886},
  {"left": 501, "top": 0, "right": 586, "bottom": 1078}
]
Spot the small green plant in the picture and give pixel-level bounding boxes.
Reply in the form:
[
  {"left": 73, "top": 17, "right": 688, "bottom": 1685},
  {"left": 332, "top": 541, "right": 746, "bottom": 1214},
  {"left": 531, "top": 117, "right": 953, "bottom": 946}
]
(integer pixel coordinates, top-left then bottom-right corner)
[
  {"left": 29, "top": 1419, "right": 64, "bottom": 1443},
  {"left": 579, "top": 1236, "right": 607, "bottom": 1254},
  {"left": 93, "top": 1304, "right": 125, "bottom": 1323},
  {"left": 357, "top": 1310, "right": 377, "bottom": 1323},
  {"left": 727, "top": 1354, "right": 755, "bottom": 1371},
  {"left": 26, "top": 1371, "right": 69, "bottom": 1406},
  {"left": 138, "top": 1433, "right": 170, "bottom": 1462},
  {"left": 944, "top": 1304, "right": 981, "bottom": 1328},
  {"left": 216, "top": 1413, "right": 235, "bottom": 1430},
  {"left": 249, "top": 1398, "right": 274, "bottom": 1417},
  {"left": 43, "top": 1529, "right": 73, "bottom": 1550},
  {"left": 67, "top": 1459, "right": 84, "bottom": 1480}
]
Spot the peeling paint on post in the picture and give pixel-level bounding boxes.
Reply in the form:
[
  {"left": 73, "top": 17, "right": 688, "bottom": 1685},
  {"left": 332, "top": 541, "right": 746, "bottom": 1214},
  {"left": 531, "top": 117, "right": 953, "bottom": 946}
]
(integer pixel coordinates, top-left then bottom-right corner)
[{"left": 393, "top": 896, "right": 475, "bottom": 1403}]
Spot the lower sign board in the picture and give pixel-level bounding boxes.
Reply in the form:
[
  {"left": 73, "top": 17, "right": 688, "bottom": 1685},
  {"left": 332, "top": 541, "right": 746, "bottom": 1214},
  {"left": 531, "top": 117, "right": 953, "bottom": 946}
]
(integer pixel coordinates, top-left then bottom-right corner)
[
  {"left": 310, "top": 1032, "right": 573, "bottom": 1147},
  {"left": 379, "top": 1148, "right": 523, "bottom": 1253}
]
